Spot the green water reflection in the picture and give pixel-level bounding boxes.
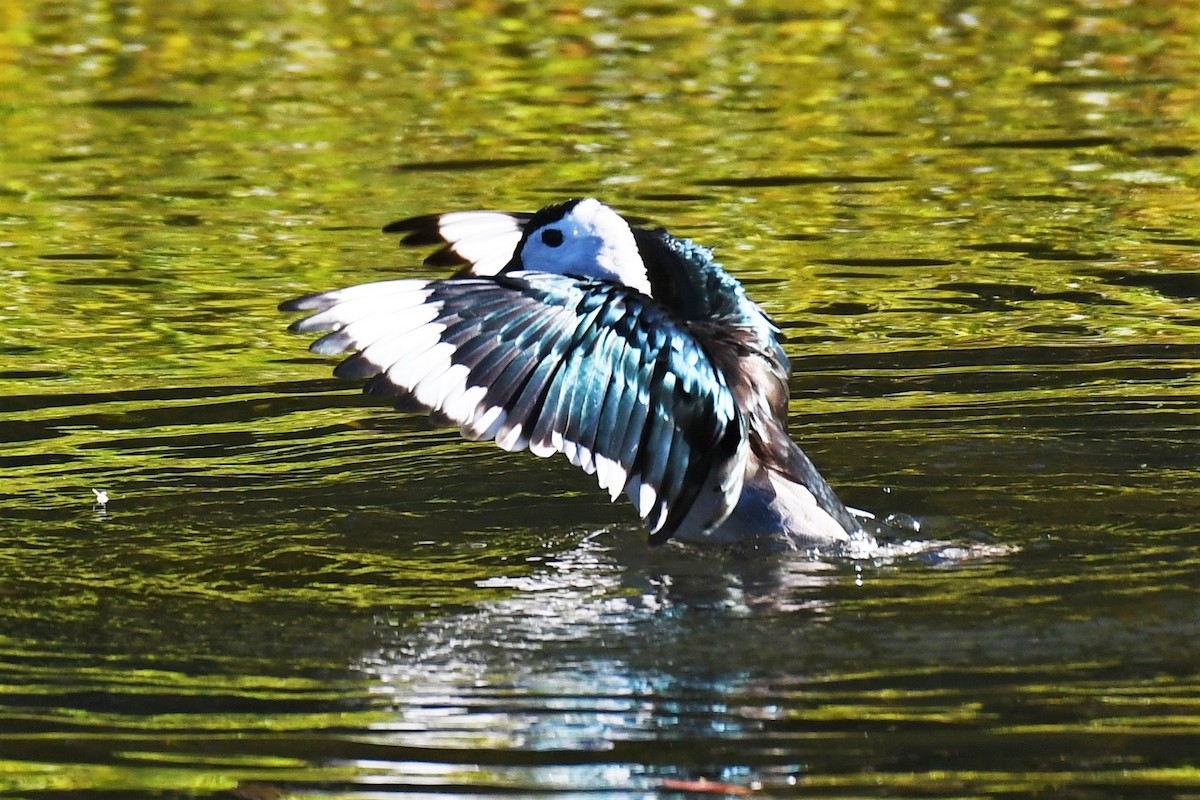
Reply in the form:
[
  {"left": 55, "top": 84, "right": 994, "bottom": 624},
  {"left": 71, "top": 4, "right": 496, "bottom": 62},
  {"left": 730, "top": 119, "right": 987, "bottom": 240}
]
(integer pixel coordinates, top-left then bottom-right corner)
[{"left": 1, "top": 1, "right": 1199, "bottom": 798}]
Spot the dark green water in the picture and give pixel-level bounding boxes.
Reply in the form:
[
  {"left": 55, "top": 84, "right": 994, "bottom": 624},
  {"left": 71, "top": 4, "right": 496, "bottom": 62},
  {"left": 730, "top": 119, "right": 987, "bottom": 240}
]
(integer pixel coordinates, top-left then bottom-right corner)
[{"left": 2, "top": 2, "right": 1198, "bottom": 797}]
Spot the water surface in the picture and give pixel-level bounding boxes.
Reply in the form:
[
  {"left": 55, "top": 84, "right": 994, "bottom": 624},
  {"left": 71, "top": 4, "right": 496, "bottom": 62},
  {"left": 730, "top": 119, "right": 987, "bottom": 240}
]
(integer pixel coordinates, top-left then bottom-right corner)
[{"left": 1, "top": 2, "right": 1198, "bottom": 798}]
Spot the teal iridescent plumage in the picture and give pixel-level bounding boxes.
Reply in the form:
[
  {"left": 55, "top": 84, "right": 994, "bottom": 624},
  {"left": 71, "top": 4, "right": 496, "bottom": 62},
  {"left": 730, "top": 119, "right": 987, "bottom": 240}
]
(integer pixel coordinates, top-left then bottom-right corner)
[{"left": 638, "top": 227, "right": 790, "bottom": 375}]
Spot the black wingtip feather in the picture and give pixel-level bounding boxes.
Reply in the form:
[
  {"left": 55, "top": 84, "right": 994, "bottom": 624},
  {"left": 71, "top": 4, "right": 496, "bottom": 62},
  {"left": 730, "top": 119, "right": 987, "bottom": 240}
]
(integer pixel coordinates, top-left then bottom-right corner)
[
  {"left": 332, "top": 353, "right": 382, "bottom": 380},
  {"left": 361, "top": 377, "right": 444, "bottom": 421},
  {"left": 289, "top": 312, "right": 337, "bottom": 334},
  {"left": 382, "top": 214, "right": 444, "bottom": 243},
  {"left": 387, "top": 387, "right": 430, "bottom": 416},
  {"left": 279, "top": 293, "right": 326, "bottom": 313},
  {"left": 381, "top": 215, "right": 425, "bottom": 234},
  {"left": 363, "top": 374, "right": 404, "bottom": 398},
  {"left": 310, "top": 330, "right": 356, "bottom": 356},
  {"left": 424, "top": 246, "right": 471, "bottom": 267}
]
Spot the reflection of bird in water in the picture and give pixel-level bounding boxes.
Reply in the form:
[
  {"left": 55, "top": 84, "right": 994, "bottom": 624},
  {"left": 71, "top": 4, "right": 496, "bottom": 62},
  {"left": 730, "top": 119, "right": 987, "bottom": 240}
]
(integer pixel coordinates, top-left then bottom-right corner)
[{"left": 282, "top": 198, "right": 872, "bottom": 551}]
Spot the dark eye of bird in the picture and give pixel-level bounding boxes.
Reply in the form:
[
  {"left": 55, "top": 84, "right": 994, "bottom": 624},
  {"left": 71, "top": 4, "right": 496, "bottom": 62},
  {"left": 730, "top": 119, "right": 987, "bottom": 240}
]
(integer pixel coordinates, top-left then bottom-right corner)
[{"left": 540, "top": 228, "right": 564, "bottom": 247}]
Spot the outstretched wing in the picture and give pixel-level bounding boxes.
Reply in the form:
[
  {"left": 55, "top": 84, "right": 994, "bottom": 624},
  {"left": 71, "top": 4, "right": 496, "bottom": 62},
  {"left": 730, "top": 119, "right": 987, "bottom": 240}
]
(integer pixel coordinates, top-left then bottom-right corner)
[
  {"left": 280, "top": 273, "right": 748, "bottom": 543},
  {"left": 382, "top": 211, "right": 532, "bottom": 276}
]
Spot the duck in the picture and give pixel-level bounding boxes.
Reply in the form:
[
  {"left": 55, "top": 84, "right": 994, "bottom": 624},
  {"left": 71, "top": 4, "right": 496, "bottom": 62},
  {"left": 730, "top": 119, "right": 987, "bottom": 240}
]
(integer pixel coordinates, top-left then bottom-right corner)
[{"left": 280, "top": 198, "right": 865, "bottom": 549}]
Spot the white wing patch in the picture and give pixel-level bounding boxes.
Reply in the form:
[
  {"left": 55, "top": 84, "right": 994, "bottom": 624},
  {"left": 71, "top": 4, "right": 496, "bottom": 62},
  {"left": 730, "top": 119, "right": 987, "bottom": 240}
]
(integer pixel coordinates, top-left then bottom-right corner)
[{"left": 433, "top": 211, "right": 525, "bottom": 276}]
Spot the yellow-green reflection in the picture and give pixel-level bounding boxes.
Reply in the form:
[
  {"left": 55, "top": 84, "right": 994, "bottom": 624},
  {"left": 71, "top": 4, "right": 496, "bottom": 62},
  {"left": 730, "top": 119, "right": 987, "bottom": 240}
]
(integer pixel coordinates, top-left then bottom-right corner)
[{"left": 1, "top": 1, "right": 1198, "bottom": 798}]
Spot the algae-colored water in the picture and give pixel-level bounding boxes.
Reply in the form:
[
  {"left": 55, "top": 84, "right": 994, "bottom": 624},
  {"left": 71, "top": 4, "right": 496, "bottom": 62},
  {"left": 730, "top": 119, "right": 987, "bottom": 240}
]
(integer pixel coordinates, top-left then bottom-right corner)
[{"left": 1, "top": 2, "right": 1198, "bottom": 797}]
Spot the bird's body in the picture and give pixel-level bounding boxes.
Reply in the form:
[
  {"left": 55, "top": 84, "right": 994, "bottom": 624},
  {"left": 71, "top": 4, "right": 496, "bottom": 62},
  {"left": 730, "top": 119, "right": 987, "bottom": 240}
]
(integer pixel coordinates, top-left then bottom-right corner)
[{"left": 281, "top": 198, "right": 864, "bottom": 549}]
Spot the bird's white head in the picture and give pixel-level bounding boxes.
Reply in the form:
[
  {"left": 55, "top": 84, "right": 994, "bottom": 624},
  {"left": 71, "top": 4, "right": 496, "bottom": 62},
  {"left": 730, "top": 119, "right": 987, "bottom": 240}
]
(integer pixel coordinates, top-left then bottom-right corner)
[{"left": 513, "top": 198, "right": 651, "bottom": 296}]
